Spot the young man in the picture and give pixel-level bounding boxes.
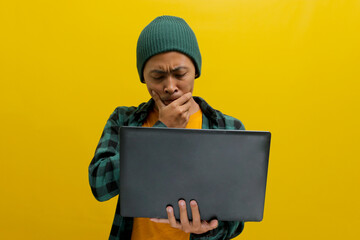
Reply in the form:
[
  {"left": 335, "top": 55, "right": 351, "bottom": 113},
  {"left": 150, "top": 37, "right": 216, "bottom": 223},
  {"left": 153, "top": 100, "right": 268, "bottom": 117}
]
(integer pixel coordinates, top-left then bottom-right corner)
[{"left": 89, "top": 15, "right": 245, "bottom": 240}]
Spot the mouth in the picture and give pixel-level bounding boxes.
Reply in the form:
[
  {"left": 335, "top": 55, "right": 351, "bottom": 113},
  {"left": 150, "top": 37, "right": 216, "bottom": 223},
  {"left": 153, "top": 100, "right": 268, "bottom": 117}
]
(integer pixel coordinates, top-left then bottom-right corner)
[
  {"left": 163, "top": 99, "right": 175, "bottom": 105},
  {"left": 162, "top": 97, "right": 179, "bottom": 105}
]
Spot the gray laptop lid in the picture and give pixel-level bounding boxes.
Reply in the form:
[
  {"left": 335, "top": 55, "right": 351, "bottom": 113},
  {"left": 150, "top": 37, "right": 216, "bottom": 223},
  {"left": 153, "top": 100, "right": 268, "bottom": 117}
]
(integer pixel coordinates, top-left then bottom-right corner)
[{"left": 119, "top": 126, "right": 271, "bottom": 221}]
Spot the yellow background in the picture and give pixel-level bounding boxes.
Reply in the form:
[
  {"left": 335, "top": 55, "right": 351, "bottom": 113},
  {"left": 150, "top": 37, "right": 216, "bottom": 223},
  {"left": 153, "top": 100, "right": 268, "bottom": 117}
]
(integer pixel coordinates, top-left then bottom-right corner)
[{"left": 1, "top": 0, "right": 359, "bottom": 239}]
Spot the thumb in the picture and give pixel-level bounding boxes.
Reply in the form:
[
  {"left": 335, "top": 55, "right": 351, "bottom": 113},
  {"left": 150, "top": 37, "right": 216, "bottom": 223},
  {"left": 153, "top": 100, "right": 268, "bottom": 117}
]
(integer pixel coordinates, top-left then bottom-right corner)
[
  {"left": 151, "top": 91, "right": 165, "bottom": 109},
  {"left": 209, "top": 219, "right": 218, "bottom": 229}
]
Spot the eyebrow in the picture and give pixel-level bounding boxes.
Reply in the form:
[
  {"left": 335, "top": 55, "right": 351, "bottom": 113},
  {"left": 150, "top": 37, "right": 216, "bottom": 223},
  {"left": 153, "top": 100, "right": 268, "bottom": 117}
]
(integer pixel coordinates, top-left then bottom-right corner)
[{"left": 150, "top": 66, "right": 189, "bottom": 74}]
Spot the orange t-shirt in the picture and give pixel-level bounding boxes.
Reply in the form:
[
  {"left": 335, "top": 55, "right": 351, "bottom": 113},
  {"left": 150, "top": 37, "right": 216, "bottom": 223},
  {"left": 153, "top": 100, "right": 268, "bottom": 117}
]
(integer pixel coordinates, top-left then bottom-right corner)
[{"left": 131, "top": 108, "right": 202, "bottom": 240}]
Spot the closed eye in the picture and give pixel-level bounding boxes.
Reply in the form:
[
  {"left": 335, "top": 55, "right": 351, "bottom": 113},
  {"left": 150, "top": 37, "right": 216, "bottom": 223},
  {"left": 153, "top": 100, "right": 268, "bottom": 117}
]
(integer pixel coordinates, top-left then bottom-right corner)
[
  {"left": 152, "top": 76, "right": 165, "bottom": 80},
  {"left": 175, "top": 73, "right": 186, "bottom": 78}
]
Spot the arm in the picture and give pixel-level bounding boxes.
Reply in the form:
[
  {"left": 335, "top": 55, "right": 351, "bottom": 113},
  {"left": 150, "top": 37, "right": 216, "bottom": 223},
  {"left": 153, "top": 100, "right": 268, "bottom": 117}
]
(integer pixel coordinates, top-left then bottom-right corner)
[
  {"left": 88, "top": 106, "right": 167, "bottom": 202},
  {"left": 88, "top": 107, "right": 122, "bottom": 202}
]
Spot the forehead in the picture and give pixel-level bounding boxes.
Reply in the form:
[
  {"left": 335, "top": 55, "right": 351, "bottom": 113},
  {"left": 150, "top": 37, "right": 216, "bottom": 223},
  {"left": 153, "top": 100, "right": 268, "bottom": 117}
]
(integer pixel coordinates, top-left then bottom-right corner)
[{"left": 144, "top": 51, "right": 195, "bottom": 71}]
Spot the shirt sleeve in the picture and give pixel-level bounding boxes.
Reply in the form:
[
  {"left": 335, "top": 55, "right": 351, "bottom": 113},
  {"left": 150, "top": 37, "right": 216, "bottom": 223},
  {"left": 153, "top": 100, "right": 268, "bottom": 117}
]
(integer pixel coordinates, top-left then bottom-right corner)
[
  {"left": 88, "top": 107, "right": 122, "bottom": 202},
  {"left": 88, "top": 108, "right": 167, "bottom": 202}
]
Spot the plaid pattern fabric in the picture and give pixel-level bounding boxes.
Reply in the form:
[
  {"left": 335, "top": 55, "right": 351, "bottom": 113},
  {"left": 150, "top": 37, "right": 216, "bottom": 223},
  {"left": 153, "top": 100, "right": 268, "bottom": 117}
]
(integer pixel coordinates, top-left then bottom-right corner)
[{"left": 89, "top": 97, "right": 245, "bottom": 240}]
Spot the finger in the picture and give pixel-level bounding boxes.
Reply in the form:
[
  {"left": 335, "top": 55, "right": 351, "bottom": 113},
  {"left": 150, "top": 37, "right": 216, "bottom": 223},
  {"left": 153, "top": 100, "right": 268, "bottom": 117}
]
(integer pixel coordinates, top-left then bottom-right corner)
[
  {"left": 173, "top": 92, "right": 192, "bottom": 106},
  {"left": 179, "top": 99, "right": 192, "bottom": 113},
  {"left": 166, "top": 206, "right": 180, "bottom": 229},
  {"left": 151, "top": 91, "right": 165, "bottom": 109},
  {"left": 190, "top": 200, "right": 201, "bottom": 229},
  {"left": 150, "top": 218, "right": 170, "bottom": 224},
  {"left": 184, "top": 111, "right": 190, "bottom": 122},
  {"left": 178, "top": 200, "right": 191, "bottom": 230},
  {"left": 206, "top": 219, "right": 219, "bottom": 230}
]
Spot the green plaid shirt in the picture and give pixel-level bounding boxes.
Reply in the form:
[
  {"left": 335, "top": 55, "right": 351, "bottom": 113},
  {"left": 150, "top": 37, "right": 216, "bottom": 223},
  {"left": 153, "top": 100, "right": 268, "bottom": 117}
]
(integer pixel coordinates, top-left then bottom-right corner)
[{"left": 89, "top": 97, "right": 245, "bottom": 240}]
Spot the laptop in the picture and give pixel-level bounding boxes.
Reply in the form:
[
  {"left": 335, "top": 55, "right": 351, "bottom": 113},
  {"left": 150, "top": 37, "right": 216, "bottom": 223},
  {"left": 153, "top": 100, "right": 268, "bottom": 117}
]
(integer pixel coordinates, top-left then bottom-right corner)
[{"left": 119, "top": 126, "right": 271, "bottom": 221}]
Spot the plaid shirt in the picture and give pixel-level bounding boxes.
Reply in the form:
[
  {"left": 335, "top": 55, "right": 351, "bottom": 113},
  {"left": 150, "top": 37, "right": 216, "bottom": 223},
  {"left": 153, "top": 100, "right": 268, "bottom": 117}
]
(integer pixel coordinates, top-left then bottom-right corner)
[{"left": 89, "top": 97, "right": 245, "bottom": 240}]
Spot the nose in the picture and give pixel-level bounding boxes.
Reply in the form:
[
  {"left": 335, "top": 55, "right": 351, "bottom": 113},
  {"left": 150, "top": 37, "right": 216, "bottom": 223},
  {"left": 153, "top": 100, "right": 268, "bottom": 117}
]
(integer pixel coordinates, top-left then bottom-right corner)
[{"left": 163, "top": 76, "right": 178, "bottom": 95}]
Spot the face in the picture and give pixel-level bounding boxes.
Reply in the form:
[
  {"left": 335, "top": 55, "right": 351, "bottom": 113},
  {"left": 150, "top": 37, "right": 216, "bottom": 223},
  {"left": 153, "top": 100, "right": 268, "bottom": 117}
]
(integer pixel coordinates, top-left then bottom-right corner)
[{"left": 143, "top": 51, "right": 197, "bottom": 106}]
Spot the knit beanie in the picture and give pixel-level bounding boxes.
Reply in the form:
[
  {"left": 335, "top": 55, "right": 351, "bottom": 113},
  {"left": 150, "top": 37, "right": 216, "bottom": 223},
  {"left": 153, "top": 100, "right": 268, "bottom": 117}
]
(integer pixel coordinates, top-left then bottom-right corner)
[{"left": 136, "top": 15, "right": 202, "bottom": 83}]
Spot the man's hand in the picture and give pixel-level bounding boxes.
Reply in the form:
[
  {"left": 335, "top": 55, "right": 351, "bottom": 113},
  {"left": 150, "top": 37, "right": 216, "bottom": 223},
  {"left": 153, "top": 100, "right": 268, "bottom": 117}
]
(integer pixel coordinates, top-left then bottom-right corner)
[
  {"left": 152, "top": 91, "right": 192, "bottom": 128},
  {"left": 150, "top": 200, "right": 219, "bottom": 234}
]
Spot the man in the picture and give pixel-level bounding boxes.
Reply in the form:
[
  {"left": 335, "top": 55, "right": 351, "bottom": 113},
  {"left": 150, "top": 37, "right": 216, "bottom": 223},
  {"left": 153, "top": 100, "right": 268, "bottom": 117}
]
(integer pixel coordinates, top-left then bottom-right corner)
[{"left": 89, "top": 15, "right": 245, "bottom": 240}]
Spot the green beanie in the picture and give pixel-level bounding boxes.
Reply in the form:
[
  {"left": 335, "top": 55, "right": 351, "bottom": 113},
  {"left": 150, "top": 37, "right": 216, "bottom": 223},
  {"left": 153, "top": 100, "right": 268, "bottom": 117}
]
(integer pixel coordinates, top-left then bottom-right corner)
[{"left": 136, "top": 15, "right": 202, "bottom": 83}]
